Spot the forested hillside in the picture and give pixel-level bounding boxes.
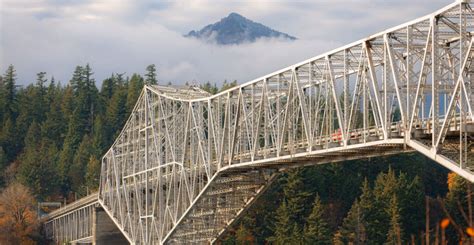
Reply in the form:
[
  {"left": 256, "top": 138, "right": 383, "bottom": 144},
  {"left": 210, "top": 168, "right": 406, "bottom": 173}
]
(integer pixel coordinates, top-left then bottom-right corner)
[{"left": 0, "top": 64, "right": 472, "bottom": 244}]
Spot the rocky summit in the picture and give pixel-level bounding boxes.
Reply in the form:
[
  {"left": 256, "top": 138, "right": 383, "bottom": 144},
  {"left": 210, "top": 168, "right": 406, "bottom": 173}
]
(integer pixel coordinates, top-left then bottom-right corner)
[{"left": 185, "top": 12, "right": 296, "bottom": 45}]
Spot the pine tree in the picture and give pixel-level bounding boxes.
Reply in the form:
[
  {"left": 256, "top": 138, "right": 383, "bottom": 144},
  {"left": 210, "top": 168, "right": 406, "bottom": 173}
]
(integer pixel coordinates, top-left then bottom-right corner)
[
  {"left": 369, "top": 171, "right": 395, "bottom": 243},
  {"left": 41, "top": 92, "right": 66, "bottom": 147},
  {"left": 145, "top": 64, "right": 158, "bottom": 85},
  {"left": 100, "top": 76, "right": 117, "bottom": 101},
  {"left": 271, "top": 169, "right": 310, "bottom": 243},
  {"left": 85, "top": 155, "right": 101, "bottom": 192},
  {"left": 126, "top": 73, "right": 144, "bottom": 113},
  {"left": 385, "top": 195, "right": 403, "bottom": 245},
  {"left": 69, "top": 134, "right": 95, "bottom": 195},
  {"left": 61, "top": 85, "right": 75, "bottom": 120},
  {"left": 304, "top": 195, "right": 331, "bottom": 244},
  {"left": 24, "top": 121, "right": 41, "bottom": 149},
  {"left": 58, "top": 109, "right": 84, "bottom": 194},
  {"left": 284, "top": 169, "right": 310, "bottom": 225},
  {"left": 33, "top": 72, "right": 48, "bottom": 123},
  {"left": 91, "top": 115, "right": 107, "bottom": 156},
  {"left": 396, "top": 174, "right": 423, "bottom": 241},
  {"left": 334, "top": 199, "right": 366, "bottom": 244},
  {"left": 1, "top": 65, "right": 17, "bottom": 121},
  {"left": 220, "top": 80, "right": 238, "bottom": 92},
  {"left": 271, "top": 201, "right": 292, "bottom": 244},
  {"left": 71, "top": 64, "right": 98, "bottom": 134},
  {"left": 105, "top": 87, "right": 127, "bottom": 141},
  {"left": 200, "top": 82, "right": 218, "bottom": 94},
  {"left": 0, "top": 118, "right": 17, "bottom": 161},
  {"left": 17, "top": 123, "right": 59, "bottom": 199}
]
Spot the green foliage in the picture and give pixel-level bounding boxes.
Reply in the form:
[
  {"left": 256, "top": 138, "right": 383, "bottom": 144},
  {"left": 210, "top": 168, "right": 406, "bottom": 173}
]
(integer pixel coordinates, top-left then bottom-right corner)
[
  {"left": 220, "top": 80, "right": 238, "bottom": 92},
  {"left": 385, "top": 195, "right": 403, "bottom": 245},
  {"left": 17, "top": 123, "right": 59, "bottom": 199},
  {"left": 145, "top": 64, "right": 158, "bottom": 85},
  {"left": 304, "top": 195, "right": 331, "bottom": 244},
  {"left": 333, "top": 199, "right": 366, "bottom": 244},
  {"left": 0, "top": 64, "right": 162, "bottom": 200},
  {"left": 69, "top": 135, "right": 95, "bottom": 195},
  {"left": 85, "top": 155, "right": 101, "bottom": 192},
  {"left": 1, "top": 65, "right": 17, "bottom": 121},
  {"left": 271, "top": 201, "right": 292, "bottom": 244},
  {"left": 126, "top": 73, "right": 144, "bottom": 113},
  {"left": 200, "top": 82, "right": 219, "bottom": 94},
  {"left": 0, "top": 118, "right": 17, "bottom": 161},
  {"left": 270, "top": 169, "right": 310, "bottom": 243}
]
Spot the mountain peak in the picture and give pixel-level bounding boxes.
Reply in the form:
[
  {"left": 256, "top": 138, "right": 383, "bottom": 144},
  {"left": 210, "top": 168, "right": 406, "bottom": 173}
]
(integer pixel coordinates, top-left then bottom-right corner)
[
  {"left": 227, "top": 12, "right": 244, "bottom": 18},
  {"left": 185, "top": 13, "right": 296, "bottom": 45}
]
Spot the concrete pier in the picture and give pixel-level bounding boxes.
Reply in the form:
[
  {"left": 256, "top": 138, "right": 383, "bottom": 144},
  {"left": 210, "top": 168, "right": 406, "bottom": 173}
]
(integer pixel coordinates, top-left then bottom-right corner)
[{"left": 93, "top": 207, "right": 128, "bottom": 245}]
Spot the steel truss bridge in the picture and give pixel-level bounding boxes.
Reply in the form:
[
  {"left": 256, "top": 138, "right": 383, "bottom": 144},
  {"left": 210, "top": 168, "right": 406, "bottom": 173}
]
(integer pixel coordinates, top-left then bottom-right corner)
[{"left": 44, "top": 1, "right": 474, "bottom": 244}]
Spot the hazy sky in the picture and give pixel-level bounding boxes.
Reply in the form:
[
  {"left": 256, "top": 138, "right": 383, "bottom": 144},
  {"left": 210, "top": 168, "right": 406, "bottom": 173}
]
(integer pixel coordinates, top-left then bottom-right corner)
[{"left": 0, "top": 0, "right": 449, "bottom": 86}]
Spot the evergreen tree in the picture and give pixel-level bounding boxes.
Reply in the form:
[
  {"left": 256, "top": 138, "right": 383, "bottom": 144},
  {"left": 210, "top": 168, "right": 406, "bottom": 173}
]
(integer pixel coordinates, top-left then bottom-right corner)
[
  {"left": 105, "top": 87, "right": 127, "bottom": 141},
  {"left": 1, "top": 65, "right": 17, "bottom": 121},
  {"left": 24, "top": 121, "right": 41, "bottom": 149},
  {"left": 200, "top": 82, "right": 219, "bottom": 94},
  {"left": 369, "top": 171, "right": 395, "bottom": 243},
  {"left": 304, "top": 195, "right": 331, "bottom": 244},
  {"left": 126, "top": 73, "right": 144, "bottom": 113},
  {"left": 33, "top": 72, "right": 48, "bottom": 123},
  {"left": 85, "top": 155, "right": 101, "bottom": 192},
  {"left": 271, "top": 169, "right": 310, "bottom": 243},
  {"left": 41, "top": 91, "right": 66, "bottom": 147},
  {"left": 61, "top": 85, "right": 75, "bottom": 120},
  {"left": 91, "top": 115, "right": 107, "bottom": 156},
  {"left": 284, "top": 169, "right": 310, "bottom": 225},
  {"left": 100, "top": 76, "right": 117, "bottom": 101},
  {"left": 145, "top": 64, "right": 157, "bottom": 85},
  {"left": 385, "top": 195, "right": 403, "bottom": 245},
  {"left": 395, "top": 174, "right": 423, "bottom": 241},
  {"left": 17, "top": 123, "right": 59, "bottom": 199},
  {"left": 333, "top": 199, "right": 366, "bottom": 244},
  {"left": 58, "top": 110, "right": 84, "bottom": 194},
  {"left": 0, "top": 118, "right": 17, "bottom": 161},
  {"left": 271, "top": 201, "right": 292, "bottom": 244},
  {"left": 220, "top": 80, "right": 238, "bottom": 92},
  {"left": 69, "top": 134, "right": 95, "bottom": 195}
]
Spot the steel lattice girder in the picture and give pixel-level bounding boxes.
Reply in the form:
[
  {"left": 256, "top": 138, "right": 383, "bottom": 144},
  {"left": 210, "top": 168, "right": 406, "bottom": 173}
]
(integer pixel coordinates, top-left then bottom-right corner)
[
  {"left": 46, "top": 1, "right": 474, "bottom": 244},
  {"left": 43, "top": 194, "right": 98, "bottom": 244}
]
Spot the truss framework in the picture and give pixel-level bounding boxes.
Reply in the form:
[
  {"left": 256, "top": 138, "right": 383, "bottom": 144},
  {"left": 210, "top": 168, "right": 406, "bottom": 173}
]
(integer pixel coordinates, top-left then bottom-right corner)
[
  {"left": 46, "top": 1, "right": 474, "bottom": 244},
  {"left": 43, "top": 194, "right": 97, "bottom": 244}
]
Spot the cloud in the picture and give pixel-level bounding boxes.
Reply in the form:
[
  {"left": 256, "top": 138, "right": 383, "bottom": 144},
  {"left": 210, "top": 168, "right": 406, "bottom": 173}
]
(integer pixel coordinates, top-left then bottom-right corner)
[{"left": 0, "top": 0, "right": 448, "bottom": 86}]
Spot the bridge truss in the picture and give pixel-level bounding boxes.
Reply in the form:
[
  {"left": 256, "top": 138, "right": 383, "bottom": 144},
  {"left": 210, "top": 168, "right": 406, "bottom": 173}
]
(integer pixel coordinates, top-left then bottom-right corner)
[{"left": 46, "top": 1, "right": 474, "bottom": 244}]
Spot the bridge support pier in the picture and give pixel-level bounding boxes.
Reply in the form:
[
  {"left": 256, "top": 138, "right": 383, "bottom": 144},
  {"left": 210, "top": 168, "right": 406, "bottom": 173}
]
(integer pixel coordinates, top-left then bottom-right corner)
[{"left": 93, "top": 207, "right": 128, "bottom": 245}]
